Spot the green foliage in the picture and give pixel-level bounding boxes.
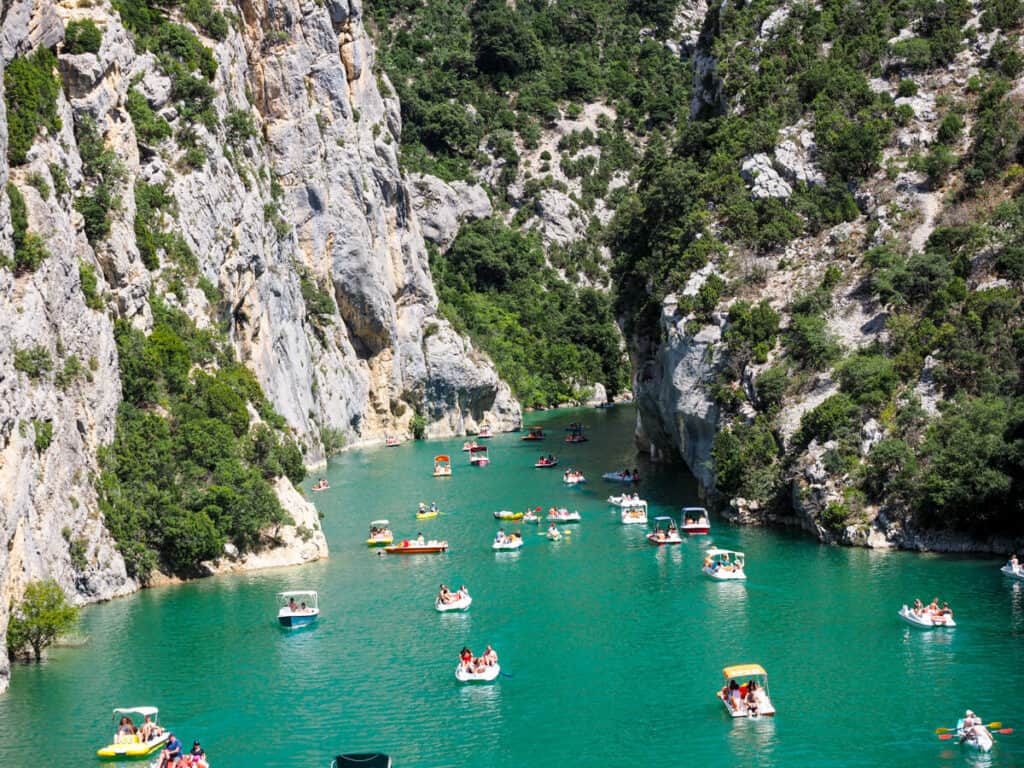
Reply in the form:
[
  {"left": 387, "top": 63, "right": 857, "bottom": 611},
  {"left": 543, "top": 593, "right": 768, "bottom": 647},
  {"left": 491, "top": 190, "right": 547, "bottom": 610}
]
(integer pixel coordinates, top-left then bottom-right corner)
[
  {"left": 13, "top": 345, "right": 53, "bottom": 381},
  {"left": 225, "top": 108, "right": 258, "bottom": 145},
  {"left": 126, "top": 89, "right": 172, "bottom": 146},
  {"left": 864, "top": 437, "right": 917, "bottom": 502},
  {"left": 64, "top": 19, "right": 103, "bottom": 55},
  {"left": 712, "top": 417, "right": 782, "bottom": 502},
  {"left": 435, "top": 218, "right": 627, "bottom": 406},
  {"left": 33, "top": 419, "right": 53, "bottom": 453},
  {"left": 799, "top": 393, "right": 859, "bottom": 446},
  {"left": 26, "top": 171, "right": 50, "bottom": 200},
  {"left": 49, "top": 163, "right": 70, "bottom": 197},
  {"left": 6, "top": 580, "right": 79, "bottom": 662},
  {"left": 837, "top": 352, "right": 899, "bottom": 408},
  {"left": 56, "top": 355, "right": 84, "bottom": 389},
  {"left": 6, "top": 182, "right": 50, "bottom": 274},
  {"left": 99, "top": 301, "right": 299, "bottom": 580},
  {"left": 965, "top": 79, "right": 1023, "bottom": 187},
  {"left": 134, "top": 181, "right": 196, "bottom": 272},
  {"left": 299, "top": 269, "right": 336, "bottom": 324},
  {"left": 4, "top": 47, "right": 62, "bottom": 166},
  {"left": 411, "top": 412, "right": 427, "bottom": 440},
  {"left": 754, "top": 365, "right": 789, "bottom": 413},
  {"left": 725, "top": 300, "right": 779, "bottom": 366},
  {"left": 74, "top": 117, "right": 126, "bottom": 245},
  {"left": 79, "top": 262, "right": 104, "bottom": 310},
  {"left": 786, "top": 314, "right": 840, "bottom": 370},
  {"left": 320, "top": 427, "right": 347, "bottom": 456},
  {"left": 184, "top": 0, "right": 229, "bottom": 40}
]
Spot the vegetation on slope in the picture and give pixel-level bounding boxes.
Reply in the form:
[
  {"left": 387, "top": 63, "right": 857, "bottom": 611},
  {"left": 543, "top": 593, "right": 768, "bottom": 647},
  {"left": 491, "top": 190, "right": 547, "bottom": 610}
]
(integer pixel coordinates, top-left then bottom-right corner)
[{"left": 98, "top": 296, "right": 306, "bottom": 582}]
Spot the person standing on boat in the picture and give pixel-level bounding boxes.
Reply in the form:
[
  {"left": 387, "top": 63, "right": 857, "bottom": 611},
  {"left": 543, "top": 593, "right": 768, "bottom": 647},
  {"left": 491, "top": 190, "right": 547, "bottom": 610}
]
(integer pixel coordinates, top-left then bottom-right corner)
[{"left": 417, "top": 532, "right": 425, "bottom": 545}]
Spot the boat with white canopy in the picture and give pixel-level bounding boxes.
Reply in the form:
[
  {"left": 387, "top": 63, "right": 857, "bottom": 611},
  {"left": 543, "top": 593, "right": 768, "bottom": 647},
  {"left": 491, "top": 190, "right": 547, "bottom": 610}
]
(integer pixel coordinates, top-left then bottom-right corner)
[
  {"left": 620, "top": 499, "right": 648, "bottom": 525},
  {"left": 277, "top": 590, "right": 320, "bottom": 628},
  {"left": 96, "top": 706, "right": 169, "bottom": 759},
  {"left": 702, "top": 549, "right": 746, "bottom": 580}
]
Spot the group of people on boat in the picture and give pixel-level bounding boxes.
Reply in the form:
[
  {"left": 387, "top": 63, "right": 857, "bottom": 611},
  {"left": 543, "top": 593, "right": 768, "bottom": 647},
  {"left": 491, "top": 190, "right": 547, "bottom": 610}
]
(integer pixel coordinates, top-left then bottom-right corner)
[
  {"left": 459, "top": 644, "right": 498, "bottom": 673},
  {"left": 651, "top": 522, "right": 680, "bottom": 541},
  {"left": 311, "top": 477, "right": 329, "bottom": 492},
  {"left": 563, "top": 468, "right": 585, "bottom": 483},
  {"left": 537, "top": 454, "right": 557, "bottom": 466},
  {"left": 285, "top": 597, "right": 315, "bottom": 615},
  {"left": 114, "top": 716, "right": 208, "bottom": 768},
  {"left": 462, "top": 440, "right": 478, "bottom": 451},
  {"left": 959, "top": 709, "right": 992, "bottom": 748},
  {"left": 609, "top": 468, "right": 640, "bottom": 482},
  {"left": 494, "top": 529, "right": 520, "bottom": 546},
  {"left": 369, "top": 524, "right": 392, "bottom": 539},
  {"left": 909, "top": 597, "right": 954, "bottom": 620},
  {"left": 437, "top": 584, "right": 469, "bottom": 605},
  {"left": 418, "top": 502, "right": 439, "bottom": 515},
  {"left": 721, "top": 679, "right": 767, "bottom": 717},
  {"left": 115, "top": 714, "right": 164, "bottom": 745},
  {"left": 684, "top": 512, "right": 709, "bottom": 527},
  {"left": 703, "top": 552, "right": 742, "bottom": 574}
]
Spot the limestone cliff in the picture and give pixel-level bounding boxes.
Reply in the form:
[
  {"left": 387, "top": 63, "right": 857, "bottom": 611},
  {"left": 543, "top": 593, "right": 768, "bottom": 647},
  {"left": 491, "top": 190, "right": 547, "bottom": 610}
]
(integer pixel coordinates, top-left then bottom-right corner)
[{"left": 0, "top": 0, "right": 519, "bottom": 693}]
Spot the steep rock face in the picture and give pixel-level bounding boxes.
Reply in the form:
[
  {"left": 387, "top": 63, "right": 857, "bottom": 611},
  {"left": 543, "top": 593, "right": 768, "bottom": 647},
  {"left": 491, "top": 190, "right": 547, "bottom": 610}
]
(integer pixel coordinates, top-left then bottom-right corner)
[{"left": 0, "top": 0, "right": 518, "bottom": 692}]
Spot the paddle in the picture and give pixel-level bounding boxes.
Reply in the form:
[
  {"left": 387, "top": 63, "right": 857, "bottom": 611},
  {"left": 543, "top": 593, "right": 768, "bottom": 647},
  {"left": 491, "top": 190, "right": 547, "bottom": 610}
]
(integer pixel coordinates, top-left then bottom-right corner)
[
  {"left": 500, "top": 671, "right": 515, "bottom": 678},
  {"left": 937, "top": 722, "right": 1003, "bottom": 734},
  {"left": 937, "top": 728, "right": 1012, "bottom": 740}
]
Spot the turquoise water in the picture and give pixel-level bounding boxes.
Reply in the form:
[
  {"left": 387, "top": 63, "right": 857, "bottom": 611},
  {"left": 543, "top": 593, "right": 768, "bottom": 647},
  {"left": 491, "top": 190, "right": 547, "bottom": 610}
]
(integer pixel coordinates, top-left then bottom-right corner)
[{"left": 1, "top": 406, "right": 1023, "bottom": 767}]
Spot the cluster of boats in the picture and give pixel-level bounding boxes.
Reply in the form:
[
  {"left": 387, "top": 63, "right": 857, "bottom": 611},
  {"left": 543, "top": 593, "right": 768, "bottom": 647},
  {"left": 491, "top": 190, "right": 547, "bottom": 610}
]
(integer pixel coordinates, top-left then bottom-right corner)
[{"left": 96, "top": 706, "right": 210, "bottom": 767}]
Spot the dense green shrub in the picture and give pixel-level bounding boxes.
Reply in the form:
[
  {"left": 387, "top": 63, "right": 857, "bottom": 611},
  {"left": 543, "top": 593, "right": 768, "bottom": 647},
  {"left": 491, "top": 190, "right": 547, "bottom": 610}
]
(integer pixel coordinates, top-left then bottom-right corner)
[
  {"left": 13, "top": 345, "right": 53, "bottom": 381},
  {"left": 4, "top": 48, "right": 62, "bottom": 166},
  {"left": 725, "top": 300, "right": 779, "bottom": 366},
  {"left": 79, "top": 262, "right": 104, "bottom": 310},
  {"left": 33, "top": 419, "right": 53, "bottom": 453},
  {"left": 74, "top": 117, "right": 126, "bottom": 245},
  {"left": 126, "top": 90, "right": 172, "bottom": 146},
  {"left": 712, "top": 417, "right": 782, "bottom": 501},
  {"left": 799, "top": 393, "right": 859, "bottom": 446},
  {"left": 837, "top": 352, "right": 899, "bottom": 408},
  {"left": 4, "top": 183, "right": 48, "bottom": 273},
  {"left": 64, "top": 19, "right": 103, "bottom": 55},
  {"left": 184, "top": 0, "right": 229, "bottom": 40},
  {"left": 99, "top": 298, "right": 302, "bottom": 580},
  {"left": 5, "top": 580, "right": 79, "bottom": 662}
]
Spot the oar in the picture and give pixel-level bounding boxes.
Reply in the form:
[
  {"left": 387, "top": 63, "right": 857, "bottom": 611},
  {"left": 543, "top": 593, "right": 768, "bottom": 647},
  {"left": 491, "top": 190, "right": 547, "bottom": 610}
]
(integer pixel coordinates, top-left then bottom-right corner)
[
  {"left": 499, "top": 670, "right": 514, "bottom": 678},
  {"left": 937, "top": 721, "right": 1003, "bottom": 734}
]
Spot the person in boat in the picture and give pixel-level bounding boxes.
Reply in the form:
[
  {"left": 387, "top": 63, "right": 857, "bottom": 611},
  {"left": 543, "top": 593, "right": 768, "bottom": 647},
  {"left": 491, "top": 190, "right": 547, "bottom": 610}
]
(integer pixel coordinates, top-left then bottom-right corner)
[
  {"left": 186, "top": 741, "right": 208, "bottom": 768},
  {"left": 963, "top": 710, "right": 982, "bottom": 729},
  {"left": 139, "top": 714, "right": 162, "bottom": 742},
  {"left": 631, "top": 468, "right": 640, "bottom": 482},
  {"left": 460, "top": 646, "right": 473, "bottom": 668},
  {"left": 483, "top": 644, "right": 498, "bottom": 666},
  {"left": 495, "top": 528, "right": 506, "bottom": 544},
  {"left": 1010, "top": 553, "right": 1021, "bottom": 572},
  {"left": 548, "top": 522, "right": 559, "bottom": 534},
  {"left": 430, "top": 501, "right": 438, "bottom": 513},
  {"left": 727, "top": 680, "right": 742, "bottom": 712},
  {"left": 912, "top": 598, "right": 924, "bottom": 615},
  {"left": 418, "top": 502, "right": 427, "bottom": 514},
  {"left": 116, "top": 716, "right": 137, "bottom": 743},
  {"left": 703, "top": 553, "right": 713, "bottom": 569},
  {"left": 745, "top": 680, "right": 762, "bottom": 715},
  {"left": 938, "top": 601, "right": 952, "bottom": 616},
  {"left": 417, "top": 532, "right": 426, "bottom": 545},
  {"left": 288, "top": 597, "right": 299, "bottom": 613},
  {"left": 438, "top": 584, "right": 452, "bottom": 603},
  {"left": 158, "top": 732, "right": 183, "bottom": 768}
]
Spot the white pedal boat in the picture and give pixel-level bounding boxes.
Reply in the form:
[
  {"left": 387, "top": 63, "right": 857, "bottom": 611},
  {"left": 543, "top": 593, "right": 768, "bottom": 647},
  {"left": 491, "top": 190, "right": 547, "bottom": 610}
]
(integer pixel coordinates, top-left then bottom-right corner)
[
  {"left": 455, "top": 663, "right": 500, "bottom": 683},
  {"left": 546, "top": 527, "right": 562, "bottom": 540},
  {"left": 620, "top": 500, "right": 648, "bottom": 525},
  {"left": 523, "top": 511, "right": 541, "bottom": 523},
  {"left": 436, "top": 590, "right": 472, "bottom": 612},
  {"left": 562, "top": 472, "right": 586, "bottom": 485},
  {"left": 1001, "top": 563, "right": 1024, "bottom": 581},
  {"left": 703, "top": 549, "right": 746, "bottom": 580},
  {"left": 603, "top": 471, "right": 638, "bottom": 483},
  {"left": 546, "top": 508, "right": 581, "bottom": 522},
  {"left": 898, "top": 605, "right": 956, "bottom": 628},
  {"left": 957, "top": 720, "right": 995, "bottom": 752},
  {"left": 493, "top": 535, "right": 524, "bottom": 551},
  {"left": 608, "top": 494, "right": 643, "bottom": 507},
  {"left": 718, "top": 664, "right": 775, "bottom": 718}
]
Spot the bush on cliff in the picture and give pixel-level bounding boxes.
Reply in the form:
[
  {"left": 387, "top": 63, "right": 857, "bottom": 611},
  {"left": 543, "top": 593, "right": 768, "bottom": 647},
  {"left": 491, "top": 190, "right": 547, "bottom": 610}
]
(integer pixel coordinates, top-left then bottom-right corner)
[
  {"left": 4, "top": 47, "right": 62, "bottom": 166},
  {"left": 98, "top": 295, "right": 305, "bottom": 581}
]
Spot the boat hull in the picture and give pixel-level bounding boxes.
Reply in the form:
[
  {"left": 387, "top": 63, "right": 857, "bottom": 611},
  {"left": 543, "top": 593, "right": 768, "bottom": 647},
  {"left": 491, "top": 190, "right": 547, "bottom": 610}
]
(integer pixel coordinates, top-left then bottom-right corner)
[
  {"left": 1002, "top": 564, "right": 1024, "bottom": 581},
  {"left": 647, "top": 534, "right": 682, "bottom": 545},
  {"left": 436, "top": 594, "right": 472, "bottom": 612},
  {"left": 621, "top": 512, "right": 647, "bottom": 525},
  {"left": 455, "top": 663, "right": 500, "bottom": 683},
  {"left": 416, "top": 512, "right": 439, "bottom": 520},
  {"left": 703, "top": 566, "right": 746, "bottom": 580},
  {"left": 958, "top": 721, "right": 995, "bottom": 752},
  {"left": 278, "top": 610, "right": 320, "bottom": 628},
  {"left": 719, "top": 694, "right": 776, "bottom": 718},
  {"left": 682, "top": 525, "right": 710, "bottom": 535},
  {"left": 433, "top": 470, "right": 452, "bottom": 477},
  {"left": 493, "top": 539, "right": 524, "bottom": 551},
  {"left": 494, "top": 511, "right": 524, "bottom": 520},
  {"left": 547, "top": 515, "right": 581, "bottom": 523},
  {"left": 898, "top": 606, "right": 956, "bottom": 628},
  {"left": 384, "top": 543, "right": 449, "bottom": 554},
  {"left": 535, "top": 462, "right": 558, "bottom": 468},
  {"left": 366, "top": 537, "right": 393, "bottom": 547},
  {"left": 602, "top": 473, "right": 636, "bottom": 483},
  {"left": 97, "top": 734, "right": 169, "bottom": 760}
]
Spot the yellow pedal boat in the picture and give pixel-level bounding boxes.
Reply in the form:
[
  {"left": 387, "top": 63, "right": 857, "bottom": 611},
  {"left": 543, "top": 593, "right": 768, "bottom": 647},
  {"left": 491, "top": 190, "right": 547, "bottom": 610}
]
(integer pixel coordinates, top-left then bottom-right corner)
[
  {"left": 97, "top": 706, "right": 169, "bottom": 759},
  {"left": 416, "top": 511, "right": 440, "bottom": 520},
  {"left": 366, "top": 520, "right": 394, "bottom": 547}
]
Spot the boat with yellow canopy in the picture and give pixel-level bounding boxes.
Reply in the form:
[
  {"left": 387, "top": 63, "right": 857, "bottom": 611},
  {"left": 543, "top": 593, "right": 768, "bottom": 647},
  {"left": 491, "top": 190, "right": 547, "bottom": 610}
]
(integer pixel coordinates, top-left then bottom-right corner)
[
  {"left": 717, "top": 664, "right": 775, "bottom": 718},
  {"left": 96, "top": 706, "right": 169, "bottom": 759}
]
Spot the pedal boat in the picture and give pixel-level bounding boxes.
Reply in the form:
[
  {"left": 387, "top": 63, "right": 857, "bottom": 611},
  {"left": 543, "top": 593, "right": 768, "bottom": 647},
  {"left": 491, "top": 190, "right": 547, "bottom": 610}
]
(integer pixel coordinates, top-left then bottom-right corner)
[
  {"left": 366, "top": 520, "right": 394, "bottom": 547},
  {"left": 97, "top": 707, "right": 169, "bottom": 759},
  {"left": 436, "top": 589, "right": 471, "bottom": 612},
  {"left": 384, "top": 539, "right": 449, "bottom": 554},
  {"left": 703, "top": 549, "right": 746, "bottom": 580},
  {"left": 562, "top": 470, "right": 586, "bottom": 485},
  {"left": 416, "top": 506, "right": 440, "bottom": 520},
  {"left": 469, "top": 445, "right": 490, "bottom": 466},
  {"left": 898, "top": 604, "right": 956, "bottom": 628},
  {"left": 603, "top": 471, "right": 638, "bottom": 483},
  {"left": 535, "top": 457, "right": 559, "bottom": 468},
  {"left": 546, "top": 508, "right": 581, "bottom": 522},
  {"left": 646, "top": 517, "right": 682, "bottom": 545},
  {"left": 455, "top": 662, "right": 500, "bottom": 683},
  {"left": 492, "top": 533, "right": 524, "bottom": 551},
  {"left": 277, "top": 590, "right": 320, "bottom": 628},
  {"left": 1001, "top": 562, "right": 1024, "bottom": 581},
  {"left": 620, "top": 500, "right": 648, "bottom": 525},
  {"left": 681, "top": 507, "right": 711, "bottom": 534},
  {"left": 433, "top": 455, "right": 452, "bottom": 477},
  {"left": 957, "top": 719, "right": 995, "bottom": 752},
  {"left": 522, "top": 426, "right": 545, "bottom": 441},
  {"left": 718, "top": 664, "right": 775, "bottom": 718}
]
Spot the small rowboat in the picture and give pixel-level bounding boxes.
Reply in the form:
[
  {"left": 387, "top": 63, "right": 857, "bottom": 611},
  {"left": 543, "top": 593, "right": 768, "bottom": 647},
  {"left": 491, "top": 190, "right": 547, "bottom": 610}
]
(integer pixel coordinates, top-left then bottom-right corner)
[
  {"left": 681, "top": 507, "right": 711, "bottom": 535},
  {"left": 646, "top": 517, "right": 682, "bottom": 545},
  {"left": 494, "top": 510, "right": 524, "bottom": 520},
  {"left": 493, "top": 534, "right": 524, "bottom": 551},
  {"left": 1001, "top": 563, "right": 1024, "bottom": 581},
  {"left": 312, "top": 480, "right": 329, "bottom": 492},
  {"left": 436, "top": 589, "right": 471, "bottom": 612},
  {"left": 957, "top": 720, "right": 995, "bottom": 752},
  {"left": 535, "top": 458, "right": 559, "bottom": 468},
  {"left": 603, "top": 471, "right": 638, "bottom": 483},
  {"left": 565, "top": 424, "right": 587, "bottom": 443},
  {"left": 96, "top": 707, "right": 170, "bottom": 760},
  {"left": 455, "top": 663, "right": 500, "bottom": 683},
  {"left": 898, "top": 605, "right": 956, "bottom": 628},
  {"left": 384, "top": 540, "right": 449, "bottom": 554},
  {"left": 607, "top": 494, "right": 642, "bottom": 506},
  {"left": 546, "top": 508, "right": 581, "bottom": 522}
]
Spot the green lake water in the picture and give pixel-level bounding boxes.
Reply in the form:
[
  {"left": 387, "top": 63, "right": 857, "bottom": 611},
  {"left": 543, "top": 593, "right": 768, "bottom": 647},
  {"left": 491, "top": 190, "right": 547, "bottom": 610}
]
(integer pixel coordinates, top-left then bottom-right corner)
[{"left": 2, "top": 405, "right": 1024, "bottom": 767}]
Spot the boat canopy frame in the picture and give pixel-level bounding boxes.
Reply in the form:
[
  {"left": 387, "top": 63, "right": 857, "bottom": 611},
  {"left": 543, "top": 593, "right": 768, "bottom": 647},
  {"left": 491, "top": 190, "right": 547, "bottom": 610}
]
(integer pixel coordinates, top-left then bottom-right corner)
[
  {"left": 112, "top": 706, "right": 159, "bottom": 719},
  {"left": 276, "top": 590, "right": 319, "bottom": 609},
  {"left": 723, "top": 664, "right": 767, "bottom": 680},
  {"left": 369, "top": 519, "right": 390, "bottom": 527}
]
